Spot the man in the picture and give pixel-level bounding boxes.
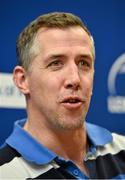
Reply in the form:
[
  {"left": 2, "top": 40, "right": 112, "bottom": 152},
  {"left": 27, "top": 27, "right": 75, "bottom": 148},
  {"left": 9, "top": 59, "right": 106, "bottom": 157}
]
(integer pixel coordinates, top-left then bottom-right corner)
[{"left": 0, "top": 12, "right": 125, "bottom": 179}]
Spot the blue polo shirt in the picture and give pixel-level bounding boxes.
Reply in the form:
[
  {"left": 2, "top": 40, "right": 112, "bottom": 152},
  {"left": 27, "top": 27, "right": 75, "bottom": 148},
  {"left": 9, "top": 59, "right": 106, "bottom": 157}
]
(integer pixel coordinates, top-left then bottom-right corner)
[{"left": 6, "top": 119, "right": 112, "bottom": 179}]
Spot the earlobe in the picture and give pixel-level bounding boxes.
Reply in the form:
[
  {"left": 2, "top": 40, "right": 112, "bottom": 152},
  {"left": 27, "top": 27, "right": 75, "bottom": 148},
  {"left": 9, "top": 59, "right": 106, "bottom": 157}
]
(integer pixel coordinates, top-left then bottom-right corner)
[{"left": 13, "top": 66, "right": 30, "bottom": 95}]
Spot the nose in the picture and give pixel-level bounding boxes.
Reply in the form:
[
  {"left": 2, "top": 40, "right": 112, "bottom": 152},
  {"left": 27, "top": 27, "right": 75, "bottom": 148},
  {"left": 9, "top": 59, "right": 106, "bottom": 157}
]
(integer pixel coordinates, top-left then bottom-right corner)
[{"left": 64, "top": 64, "right": 81, "bottom": 90}]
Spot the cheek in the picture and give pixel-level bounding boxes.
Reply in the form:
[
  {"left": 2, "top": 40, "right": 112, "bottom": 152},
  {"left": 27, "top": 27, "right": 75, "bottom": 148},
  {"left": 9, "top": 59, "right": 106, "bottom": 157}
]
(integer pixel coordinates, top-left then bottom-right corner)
[
  {"left": 27, "top": 74, "right": 44, "bottom": 97},
  {"left": 83, "top": 77, "right": 93, "bottom": 96},
  {"left": 39, "top": 76, "right": 60, "bottom": 98}
]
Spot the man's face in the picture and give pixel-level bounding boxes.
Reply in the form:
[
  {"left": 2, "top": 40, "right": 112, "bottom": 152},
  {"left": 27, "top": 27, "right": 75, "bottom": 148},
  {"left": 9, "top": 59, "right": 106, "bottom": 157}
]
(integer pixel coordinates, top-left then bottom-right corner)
[{"left": 26, "top": 27, "right": 94, "bottom": 131}]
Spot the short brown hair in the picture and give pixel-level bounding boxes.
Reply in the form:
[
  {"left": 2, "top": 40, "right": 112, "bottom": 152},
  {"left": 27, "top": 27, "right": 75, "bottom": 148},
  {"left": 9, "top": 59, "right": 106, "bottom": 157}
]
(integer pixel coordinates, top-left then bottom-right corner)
[{"left": 16, "top": 12, "right": 95, "bottom": 71}]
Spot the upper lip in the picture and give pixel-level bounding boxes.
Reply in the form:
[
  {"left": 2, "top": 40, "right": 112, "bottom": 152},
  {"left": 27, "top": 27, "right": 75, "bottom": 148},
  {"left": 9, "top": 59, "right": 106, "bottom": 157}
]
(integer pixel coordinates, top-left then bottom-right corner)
[{"left": 61, "top": 96, "right": 84, "bottom": 103}]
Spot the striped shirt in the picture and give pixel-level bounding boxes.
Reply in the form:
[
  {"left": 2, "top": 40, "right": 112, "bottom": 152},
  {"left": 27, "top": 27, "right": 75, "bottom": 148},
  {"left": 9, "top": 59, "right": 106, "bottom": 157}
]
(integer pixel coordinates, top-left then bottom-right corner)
[{"left": 0, "top": 119, "right": 125, "bottom": 179}]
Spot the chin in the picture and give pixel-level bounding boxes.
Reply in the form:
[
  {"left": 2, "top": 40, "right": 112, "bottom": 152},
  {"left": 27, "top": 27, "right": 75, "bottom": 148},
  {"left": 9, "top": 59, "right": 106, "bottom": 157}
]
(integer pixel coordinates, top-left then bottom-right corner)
[{"left": 55, "top": 118, "right": 84, "bottom": 131}]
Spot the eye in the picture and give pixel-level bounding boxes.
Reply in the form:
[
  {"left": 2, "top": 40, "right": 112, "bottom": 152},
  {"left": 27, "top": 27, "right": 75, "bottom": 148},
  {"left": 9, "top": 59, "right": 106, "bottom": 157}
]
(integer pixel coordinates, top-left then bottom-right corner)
[
  {"left": 49, "top": 60, "right": 61, "bottom": 66},
  {"left": 47, "top": 60, "right": 63, "bottom": 70},
  {"left": 79, "top": 59, "right": 90, "bottom": 69}
]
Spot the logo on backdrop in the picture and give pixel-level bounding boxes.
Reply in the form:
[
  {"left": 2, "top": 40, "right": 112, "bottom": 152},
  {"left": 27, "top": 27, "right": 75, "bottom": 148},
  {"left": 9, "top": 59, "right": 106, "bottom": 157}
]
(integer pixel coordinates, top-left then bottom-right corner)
[
  {"left": 107, "top": 53, "right": 125, "bottom": 113},
  {"left": 0, "top": 73, "right": 26, "bottom": 109}
]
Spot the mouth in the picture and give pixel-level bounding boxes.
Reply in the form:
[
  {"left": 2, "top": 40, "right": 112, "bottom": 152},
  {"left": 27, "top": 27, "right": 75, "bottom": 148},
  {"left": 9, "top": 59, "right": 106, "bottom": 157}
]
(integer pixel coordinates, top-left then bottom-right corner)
[{"left": 61, "top": 96, "right": 84, "bottom": 110}]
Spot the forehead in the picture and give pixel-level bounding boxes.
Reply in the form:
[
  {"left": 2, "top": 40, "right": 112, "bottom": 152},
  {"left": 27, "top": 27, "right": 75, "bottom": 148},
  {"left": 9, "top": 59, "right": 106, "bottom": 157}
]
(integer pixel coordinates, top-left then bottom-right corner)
[
  {"left": 33, "top": 27, "right": 94, "bottom": 59},
  {"left": 37, "top": 26, "right": 91, "bottom": 44}
]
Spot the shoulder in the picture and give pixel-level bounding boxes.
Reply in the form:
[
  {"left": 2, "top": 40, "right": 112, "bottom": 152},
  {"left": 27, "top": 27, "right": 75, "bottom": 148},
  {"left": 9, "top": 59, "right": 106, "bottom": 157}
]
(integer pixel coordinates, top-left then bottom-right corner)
[
  {"left": 0, "top": 144, "right": 25, "bottom": 179},
  {"left": 0, "top": 143, "right": 21, "bottom": 166},
  {"left": 95, "top": 132, "right": 125, "bottom": 158},
  {"left": 112, "top": 132, "right": 125, "bottom": 141},
  {"left": 111, "top": 133, "right": 125, "bottom": 150},
  {"left": 86, "top": 122, "right": 125, "bottom": 158}
]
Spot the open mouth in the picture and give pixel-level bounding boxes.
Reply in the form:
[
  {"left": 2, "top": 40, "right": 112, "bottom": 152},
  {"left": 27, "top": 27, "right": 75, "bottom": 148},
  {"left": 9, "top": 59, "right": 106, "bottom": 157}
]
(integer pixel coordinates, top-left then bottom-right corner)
[
  {"left": 64, "top": 98, "right": 81, "bottom": 104},
  {"left": 61, "top": 97, "right": 83, "bottom": 109}
]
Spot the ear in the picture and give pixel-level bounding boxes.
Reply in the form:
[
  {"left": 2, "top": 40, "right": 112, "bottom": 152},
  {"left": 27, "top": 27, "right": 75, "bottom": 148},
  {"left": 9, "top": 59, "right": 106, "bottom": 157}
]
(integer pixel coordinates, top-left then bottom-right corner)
[{"left": 13, "top": 66, "right": 30, "bottom": 95}]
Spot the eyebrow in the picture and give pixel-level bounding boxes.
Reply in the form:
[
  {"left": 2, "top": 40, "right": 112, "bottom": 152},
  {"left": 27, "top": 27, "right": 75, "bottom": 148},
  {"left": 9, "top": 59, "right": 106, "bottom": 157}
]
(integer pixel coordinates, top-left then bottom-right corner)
[
  {"left": 43, "top": 53, "right": 93, "bottom": 64},
  {"left": 78, "top": 54, "right": 93, "bottom": 59},
  {"left": 47, "top": 54, "right": 66, "bottom": 59},
  {"left": 43, "top": 54, "right": 66, "bottom": 64}
]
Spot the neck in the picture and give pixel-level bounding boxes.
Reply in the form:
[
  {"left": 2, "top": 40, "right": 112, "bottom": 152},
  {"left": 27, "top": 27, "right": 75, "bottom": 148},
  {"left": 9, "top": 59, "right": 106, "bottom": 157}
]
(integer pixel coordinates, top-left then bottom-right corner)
[
  {"left": 24, "top": 119, "right": 88, "bottom": 162},
  {"left": 24, "top": 118, "right": 89, "bottom": 175}
]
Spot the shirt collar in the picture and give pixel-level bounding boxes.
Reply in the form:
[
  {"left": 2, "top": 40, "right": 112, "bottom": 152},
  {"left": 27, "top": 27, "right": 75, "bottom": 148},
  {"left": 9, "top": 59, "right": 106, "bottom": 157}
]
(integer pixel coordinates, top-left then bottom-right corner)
[
  {"left": 6, "top": 119, "right": 112, "bottom": 165},
  {"left": 6, "top": 119, "right": 57, "bottom": 165},
  {"left": 86, "top": 122, "right": 113, "bottom": 146}
]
